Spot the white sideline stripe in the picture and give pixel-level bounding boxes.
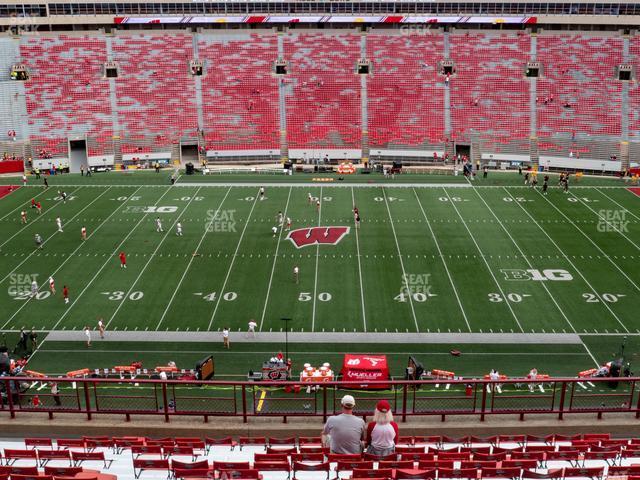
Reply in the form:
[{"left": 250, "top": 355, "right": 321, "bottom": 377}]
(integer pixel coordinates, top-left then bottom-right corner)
[
  {"left": 177, "top": 182, "right": 474, "bottom": 189},
  {"left": 597, "top": 188, "right": 640, "bottom": 222},
  {"left": 50, "top": 186, "right": 175, "bottom": 330},
  {"left": 570, "top": 191, "right": 640, "bottom": 252},
  {"left": 507, "top": 187, "right": 630, "bottom": 334},
  {"left": 42, "top": 330, "right": 584, "bottom": 344},
  {"left": 0, "top": 187, "right": 93, "bottom": 287},
  {"left": 1, "top": 186, "right": 141, "bottom": 330},
  {"left": 382, "top": 187, "right": 419, "bottom": 333},
  {"left": 311, "top": 186, "right": 323, "bottom": 332},
  {"left": 473, "top": 187, "right": 579, "bottom": 335},
  {"left": 105, "top": 187, "right": 203, "bottom": 329},
  {"left": 0, "top": 186, "right": 47, "bottom": 223},
  {"left": 442, "top": 187, "right": 524, "bottom": 333},
  {"left": 206, "top": 189, "right": 259, "bottom": 331},
  {"left": 154, "top": 187, "right": 232, "bottom": 331},
  {"left": 0, "top": 186, "right": 82, "bottom": 251},
  {"left": 258, "top": 187, "right": 292, "bottom": 332},
  {"left": 351, "top": 187, "right": 367, "bottom": 332},
  {"left": 412, "top": 188, "right": 471, "bottom": 332},
  {"left": 538, "top": 190, "right": 640, "bottom": 295},
  {"left": 32, "top": 349, "right": 592, "bottom": 355}
]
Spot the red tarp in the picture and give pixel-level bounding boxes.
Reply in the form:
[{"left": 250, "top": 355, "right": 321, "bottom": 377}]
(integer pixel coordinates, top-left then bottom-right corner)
[
  {"left": 341, "top": 354, "right": 390, "bottom": 389},
  {"left": 0, "top": 161, "right": 23, "bottom": 174}
]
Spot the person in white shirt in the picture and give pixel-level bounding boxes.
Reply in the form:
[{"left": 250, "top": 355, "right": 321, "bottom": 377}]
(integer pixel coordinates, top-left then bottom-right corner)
[
  {"left": 84, "top": 326, "right": 91, "bottom": 348},
  {"left": 176, "top": 222, "right": 183, "bottom": 236},
  {"left": 247, "top": 320, "right": 257, "bottom": 338},
  {"left": 81, "top": 226, "right": 87, "bottom": 240},
  {"left": 285, "top": 217, "right": 291, "bottom": 231},
  {"left": 272, "top": 226, "right": 278, "bottom": 237},
  {"left": 293, "top": 265, "right": 299, "bottom": 284},
  {"left": 156, "top": 217, "right": 163, "bottom": 232},
  {"left": 49, "top": 276, "right": 55, "bottom": 295},
  {"left": 222, "top": 327, "right": 230, "bottom": 349},
  {"left": 21, "top": 210, "right": 27, "bottom": 224},
  {"left": 56, "top": 217, "right": 63, "bottom": 232},
  {"left": 98, "top": 318, "right": 105, "bottom": 339},
  {"left": 259, "top": 187, "right": 265, "bottom": 201},
  {"left": 31, "top": 280, "right": 38, "bottom": 298}
]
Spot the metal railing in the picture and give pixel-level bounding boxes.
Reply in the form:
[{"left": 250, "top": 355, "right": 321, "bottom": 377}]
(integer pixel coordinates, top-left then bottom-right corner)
[{"left": 1, "top": 376, "right": 639, "bottom": 423}]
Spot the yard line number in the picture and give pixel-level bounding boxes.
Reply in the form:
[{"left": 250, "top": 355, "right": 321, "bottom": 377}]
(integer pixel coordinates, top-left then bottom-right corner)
[
  {"left": 101, "top": 291, "right": 144, "bottom": 301},
  {"left": 299, "top": 292, "right": 332, "bottom": 302},
  {"left": 582, "top": 293, "right": 625, "bottom": 303},
  {"left": 488, "top": 292, "right": 531, "bottom": 303},
  {"left": 195, "top": 292, "right": 238, "bottom": 302}
]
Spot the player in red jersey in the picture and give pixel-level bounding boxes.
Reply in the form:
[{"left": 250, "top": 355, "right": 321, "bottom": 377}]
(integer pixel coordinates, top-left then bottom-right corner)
[
  {"left": 119, "top": 251, "right": 127, "bottom": 268},
  {"left": 35, "top": 201, "right": 42, "bottom": 214},
  {"left": 62, "top": 285, "right": 69, "bottom": 304}
]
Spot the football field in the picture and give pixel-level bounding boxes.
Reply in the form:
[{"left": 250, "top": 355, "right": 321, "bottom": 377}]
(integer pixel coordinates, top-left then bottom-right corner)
[{"left": 1, "top": 172, "right": 639, "bottom": 377}]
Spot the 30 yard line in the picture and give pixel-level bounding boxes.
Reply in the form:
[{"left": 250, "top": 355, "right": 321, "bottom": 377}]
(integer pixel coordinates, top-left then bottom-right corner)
[
  {"left": 259, "top": 187, "right": 292, "bottom": 332},
  {"left": 351, "top": 187, "right": 367, "bottom": 332},
  {"left": 154, "top": 187, "right": 232, "bottom": 331},
  {"left": 382, "top": 187, "right": 419, "bottom": 333},
  {"left": 412, "top": 188, "right": 470, "bottom": 332},
  {"left": 504, "top": 187, "right": 630, "bottom": 334},
  {"left": 105, "top": 187, "right": 203, "bottom": 329},
  {"left": 1, "top": 187, "right": 143, "bottom": 330},
  {"left": 0, "top": 187, "right": 102, "bottom": 286},
  {"left": 206, "top": 189, "right": 260, "bottom": 331},
  {"left": 596, "top": 188, "right": 640, "bottom": 222},
  {"left": 0, "top": 186, "right": 82, "bottom": 251},
  {"left": 538, "top": 190, "right": 640, "bottom": 294},
  {"left": 442, "top": 187, "right": 524, "bottom": 333},
  {"left": 473, "top": 187, "right": 578, "bottom": 334},
  {"left": 311, "top": 186, "right": 323, "bottom": 332},
  {"left": 50, "top": 186, "right": 175, "bottom": 330}
]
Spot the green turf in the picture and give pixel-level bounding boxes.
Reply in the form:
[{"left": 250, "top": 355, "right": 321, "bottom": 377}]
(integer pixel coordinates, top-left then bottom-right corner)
[{"left": 1, "top": 174, "right": 639, "bottom": 378}]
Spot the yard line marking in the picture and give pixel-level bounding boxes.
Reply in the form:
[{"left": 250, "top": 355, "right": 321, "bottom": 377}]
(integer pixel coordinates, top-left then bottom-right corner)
[
  {"left": 382, "top": 187, "right": 419, "bottom": 333},
  {"left": 105, "top": 187, "right": 203, "bottom": 329},
  {"left": 413, "top": 188, "right": 471, "bottom": 332},
  {"left": 442, "top": 187, "right": 524, "bottom": 333},
  {"left": 50, "top": 186, "right": 175, "bottom": 331},
  {"left": 311, "top": 186, "right": 323, "bottom": 332},
  {"left": 473, "top": 188, "right": 577, "bottom": 334},
  {"left": 505, "top": 187, "right": 630, "bottom": 333},
  {"left": 351, "top": 187, "right": 367, "bottom": 332},
  {"left": 537, "top": 190, "right": 640, "bottom": 294},
  {"left": 597, "top": 188, "right": 640, "bottom": 222},
  {"left": 0, "top": 187, "right": 96, "bottom": 286},
  {"left": 154, "top": 187, "right": 232, "bottom": 331},
  {"left": 0, "top": 187, "right": 47, "bottom": 224},
  {"left": 259, "top": 187, "right": 292, "bottom": 332},
  {"left": 580, "top": 341, "right": 600, "bottom": 367},
  {"left": 206, "top": 189, "right": 260, "bottom": 331},
  {"left": 569, "top": 192, "right": 640, "bottom": 252},
  {"left": 0, "top": 186, "right": 82, "bottom": 251},
  {"left": 1, "top": 187, "right": 144, "bottom": 330}
]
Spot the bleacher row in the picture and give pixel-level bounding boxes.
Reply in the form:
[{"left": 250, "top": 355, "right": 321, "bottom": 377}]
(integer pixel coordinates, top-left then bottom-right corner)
[
  {"left": 2, "top": 433, "right": 640, "bottom": 480},
  {"left": 7, "top": 31, "right": 639, "bottom": 157}
]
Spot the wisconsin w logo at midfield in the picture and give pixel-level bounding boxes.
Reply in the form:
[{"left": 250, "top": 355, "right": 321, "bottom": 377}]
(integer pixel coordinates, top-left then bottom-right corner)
[{"left": 286, "top": 227, "right": 350, "bottom": 248}]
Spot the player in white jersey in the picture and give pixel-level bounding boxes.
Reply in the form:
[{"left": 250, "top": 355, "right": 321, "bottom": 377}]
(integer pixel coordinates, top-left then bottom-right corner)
[
  {"left": 272, "top": 226, "right": 278, "bottom": 237},
  {"left": 259, "top": 187, "right": 265, "bottom": 201},
  {"left": 49, "top": 276, "right": 56, "bottom": 295},
  {"left": 308, "top": 192, "right": 312, "bottom": 204},
  {"left": 285, "top": 217, "right": 291, "bottom": 231},
  {"left": 293, "top": 265, "right": 299, "bottom": 284},
  {"left": 98, "top": 318, "right": 105, "bottom": 339},
  {"left": 155, "top": 217, "right": 163, "bottom": 232},
  {"left": 31, "top": 280, "right": 38, "bottom": 298},
  {"left": 21, "top": 210, "right": 27, "bottom": 224},
  {"left": 176, "top": 222, "right": 183, "bottom": 236},
  {"left": 56, "top": 216, "right": 63, "bottom": 232},
  {"left": 81, "top": 226, "right": 87, "bottom": 240},
  {"left": 277, "top": 211, "right": 284, "bottom": 226}
]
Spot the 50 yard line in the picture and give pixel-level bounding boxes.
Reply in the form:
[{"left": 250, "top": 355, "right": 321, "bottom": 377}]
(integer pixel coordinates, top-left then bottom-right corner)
[
  {"left": 351, "top": 187, "right": 367, "bottom": 332},
  {"left": 382, "top": 187, "right": 419, "bottom": 333},
  {"left": 311, "top": 186, "right": 323, "bottom": 332}
]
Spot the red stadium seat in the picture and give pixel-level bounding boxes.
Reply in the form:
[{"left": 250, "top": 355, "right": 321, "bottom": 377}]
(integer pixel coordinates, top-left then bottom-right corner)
[
  {"left": 3, "top": 449, "right": 38, "bottom": 465},
  {"left": 378, "top": 460, "right": 414, "bottom": 469},
  {"left": 335, "top": 460, "right": 374, "bottom": 476},
  {"left": 480, "top": 468, "right": 522, "bottom": 480},
  {"left": 132, "top": 458, "right": 170, "bottom": 478},
  {"left": 352, "top": 468, "right": 393, "bottom": 479},
  {"left": 239, "top": 437, "right": 267, "bottom": 450},
  {"left": 43, "top": 466, "right": 83, "bottom": 477},
  {"left": 290, "top": 453, "right": 324, "bottom": 463},
  {"left": 70, "top": 451, "right": 112, "bottom": 469},
  {"left": 36, "top": 449, "right": 72, "bottom": 467},
  {"left": 395, "top": 469, "right": 437, "bottom": 479},
  {"left": 291, "top": 461, "right": 330, "bottom": 479},
  {"left": 25, "top": 439, "right": 53, "bottom": 450},
  {"left": 205, "top": 437, "right": 237, "bottom": 452}
]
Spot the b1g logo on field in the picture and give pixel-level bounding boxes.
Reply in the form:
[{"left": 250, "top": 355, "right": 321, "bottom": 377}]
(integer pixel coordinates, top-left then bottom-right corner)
[
  {"left": 287, "top": 227, "right": 350, "bottom": 249},
  {"left": 501, "top": 269, "right": 573, "bottom": 281}
]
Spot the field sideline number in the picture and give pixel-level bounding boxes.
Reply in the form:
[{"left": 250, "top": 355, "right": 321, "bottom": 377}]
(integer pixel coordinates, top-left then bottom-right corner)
[
  {"left": 438, "top": 196, "right": 462, "bottom": 202},
  {"left": 116, "top": 195, "right": 141, "bottom": 201},
  {"left": 299, "top": 292, "right": 332, "bottom": 302},
  {"left": 582, "top": 293, "right": 624, "bottom": 303},
  {"left": 13, "top": 291, "right": 51, "bottom": 301},
  {"left": 568, "top": 197, "right": 595, "bottom": 203},
  {"left": 101, "top": 291, "right": 144, "bottom": 301},
  {"left": 503, "top": 197, "right": 528, "bottom": 203},
  {"left": 488, "top": 292, "right": 530, "bottom": 302},
  {"left": 394, "top": 292, "right": 430, "bottom": 302},
  {"left": 202, "top": 291, "right": 237, "bottom": 302}
]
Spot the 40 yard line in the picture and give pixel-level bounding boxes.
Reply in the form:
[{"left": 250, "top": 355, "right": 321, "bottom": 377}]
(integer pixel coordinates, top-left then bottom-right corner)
[
  {"left": 351, "top": 187, "right": 367, "bottom": 332},
  {"left": 382, "top": 187, "right": 419, "bottom": 333},
  {"left": 0, "top": 186, "right": 48, "bottom": 224},
  {"left": 154, "top": 187, "right": 232, "bottom": 331},
  {"left": 50, "top": 186, "right": 175, "bottom": 330}
]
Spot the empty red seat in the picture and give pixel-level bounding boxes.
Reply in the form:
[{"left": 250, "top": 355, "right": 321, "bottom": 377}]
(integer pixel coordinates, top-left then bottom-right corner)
[{"left": 133, "top": 458, "right": 170, "bottom": 478}]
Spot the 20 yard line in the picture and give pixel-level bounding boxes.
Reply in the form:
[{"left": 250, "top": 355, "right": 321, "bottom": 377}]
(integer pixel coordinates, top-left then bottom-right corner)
[
  {"left": 442, "top": 187, "right": 524, "bottom": 333},
  {"left": 1, "top": 187, "right": 144, "bottom": 330},
  {"left": 382, "top": 187, "right": 419, "bottom": 333},
  {"left": 311, "top": 186, "right": 323, "bottom": 332},
  {"left": 154, "top": 187, "right": 232, "bottom": 331},
  {"left": 50, "top": 186, "right": 175, "bottom": 330},
  {"left": 105, "top": 187, "right": 203, "bottom": 329},
  {"left": 504, "top": 187, "right": 630, "bottom": 333},
  {"left": 206, "top": 189, "right": 260, "bottom": 331},
  {"left": 259, "top": 187, "right": 292, "bottom": 332},
  {"left": 351, "top": 187, "right": 367, "bottom": 332},
  {"left": 412, "top": 188, "right": 471, "bottom": 332}
]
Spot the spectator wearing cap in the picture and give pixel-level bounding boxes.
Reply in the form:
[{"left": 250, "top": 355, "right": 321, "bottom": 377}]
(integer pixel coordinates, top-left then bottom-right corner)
[
  {"left": 322, "top": 394, "right": 366, "bottom": 454},
  {"left": 366, "top": 400, "right": 399, "bottom": 456}
]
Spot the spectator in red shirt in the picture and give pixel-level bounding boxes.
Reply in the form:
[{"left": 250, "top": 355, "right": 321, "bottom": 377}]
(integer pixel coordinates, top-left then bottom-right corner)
[
  {"left": 365, "top": 400, "right": 398, "bottom": 456},
  {"left": 119, "top": 252, "right": 127, "bottom": 268}
]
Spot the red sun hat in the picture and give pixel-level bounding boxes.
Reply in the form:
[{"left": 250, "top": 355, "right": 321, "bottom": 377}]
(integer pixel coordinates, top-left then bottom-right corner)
[{"left": 376, "top": 400, "right": 391, "bottom": 413}]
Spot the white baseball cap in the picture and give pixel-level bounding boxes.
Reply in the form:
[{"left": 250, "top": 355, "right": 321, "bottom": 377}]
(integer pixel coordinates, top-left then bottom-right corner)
[{"left": 341, "top": 395, "right": 356, "bottom": 407}]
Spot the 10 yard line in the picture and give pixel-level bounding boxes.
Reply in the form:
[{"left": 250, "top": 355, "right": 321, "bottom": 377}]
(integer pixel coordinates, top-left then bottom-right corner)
[
  {"left": 154, "top": 187, "right": 232, "bottom": 331},
  {"left": 259, "top": 187, "right": 293, "bottom": 332},
  {"left": 442, "top": 187, "right": 525, "bottom": 333},
  {"left": 206, "top": 189, "right": 260, "bottom": 331},
  {"left": 381, "top": 187, "right": 419, "bottom": 333},
  {"left": 597, "top": 188, "right": 640, "bottom": 222},
  {"left": 311, "top": 186, "right": 323, "bottom": 332},
  {"left": 351, "top": 187, "right": 367, "bottom": 332},
  {"left": 50, "top": 186, "right": 176, "bottom": 330},
  {"left": 412, "top": 188, "right": 471, "bottom": 332},
  {"left": 105, "top": 187, "right": 203, "bottom": 329}
]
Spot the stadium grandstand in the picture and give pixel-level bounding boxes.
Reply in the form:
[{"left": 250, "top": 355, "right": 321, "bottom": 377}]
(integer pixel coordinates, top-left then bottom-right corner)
[{"left": 2, "top": 1, "right": 640, "bottom": 478}]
